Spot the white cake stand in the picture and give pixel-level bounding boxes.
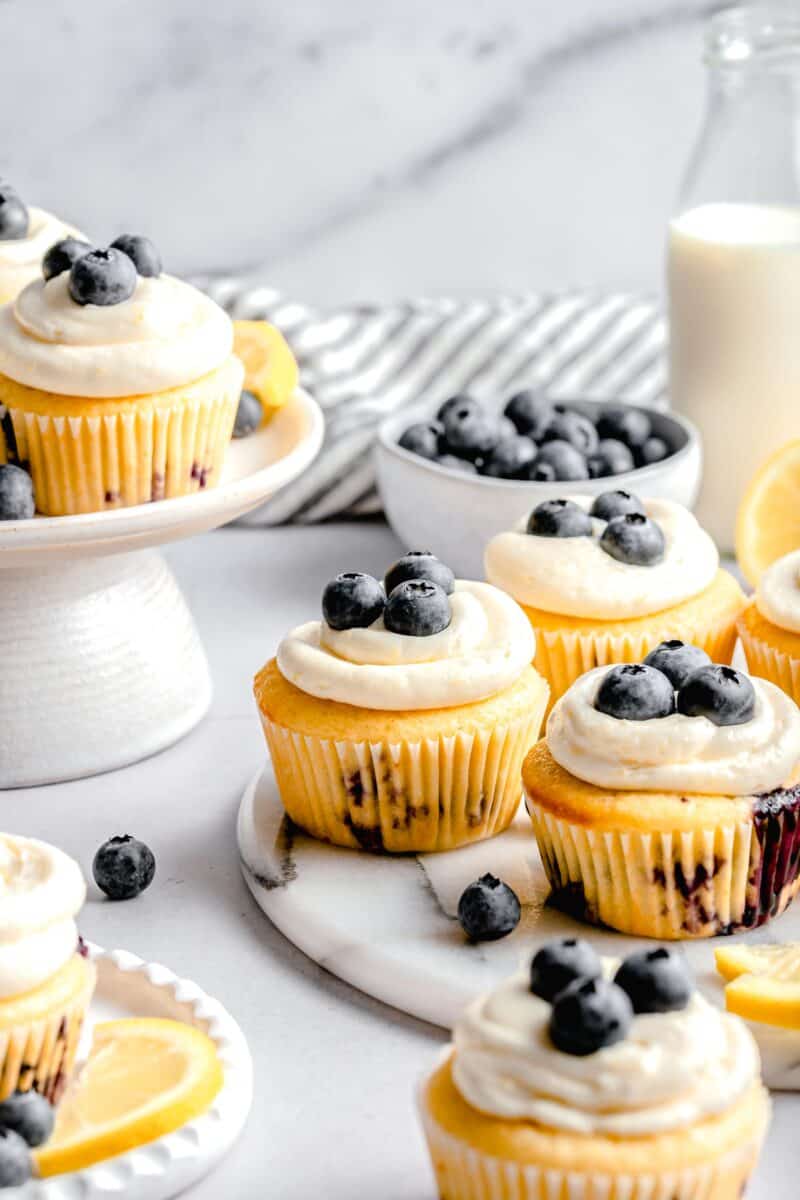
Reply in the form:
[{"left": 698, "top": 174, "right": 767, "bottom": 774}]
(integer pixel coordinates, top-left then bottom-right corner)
[{"left": 0, "top": 389, "right": 323, "bottom": 788}]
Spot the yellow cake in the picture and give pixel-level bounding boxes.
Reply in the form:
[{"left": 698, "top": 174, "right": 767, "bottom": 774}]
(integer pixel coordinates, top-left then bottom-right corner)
[{"left": 738, "top": 549, "right": 800, "bottom": 707}]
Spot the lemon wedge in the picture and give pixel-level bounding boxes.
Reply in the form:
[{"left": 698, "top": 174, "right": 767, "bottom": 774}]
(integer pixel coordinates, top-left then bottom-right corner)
[
  {"left": 34, "top": 1018, "right": 223, "bottom": 1177},
  {"left": 736, "top": 439, "right": 800, "bottom": 586},
  {"left": 233, "top": 319, "right": 299, "bottom": 420},
  {"left": 714, "top": 943, "right": 800, "bottom": 1029}
]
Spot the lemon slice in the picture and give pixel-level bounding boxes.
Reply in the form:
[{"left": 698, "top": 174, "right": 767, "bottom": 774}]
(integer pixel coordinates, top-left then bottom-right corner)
[
  {"left": 34, "top": 1018, "right": 223, "bottom": 1177},
  {"left": 233, "top": 320, "right": 299, "bottom": 421},
  {"left": 736, "top": 440, "right": 800, "bottom": 586},
  {"left": 714, "top": 943, "right": 800, "bottom": 1029}
]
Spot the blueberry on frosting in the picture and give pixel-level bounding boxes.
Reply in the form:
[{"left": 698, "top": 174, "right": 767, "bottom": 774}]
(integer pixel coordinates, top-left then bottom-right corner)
[
  {"left": 457, "top": 874, "right": 520, "bottom": 942},
  {"left": 677, "top": 664, "right": 756, "bottom": 727},
  {"left": 110, "top": 233, "right": 162, "bottom": 278},
  {"left": 599, "top": 512, "right": 665, "bottom": 566},
  {"left": 322, "top": 572, "right": 385, "bottom": 631},
  {"left": 549, "top": 976, "right": 633, "bottom": 1056},
  {"left": 614, "top": 947, "right": 692, "bottom": 1015},
  {"left": 384, "top": 552, "right": 455, "bottom": 597},
  {"left": 643, "top": 640, "right": 711, "bottom": 689},
  {"left": 530, "top": 937, "right": 601, "bottom": 1002},
  {"left": 595, "top": 663, "right": 675, "bottom": 721},
  {"left": 69, "top": 247, "right": 137, "bottom": 307},
  {"left": 527, "top": 498, "right": 593, "bottom": 538},
  {"left": 42, "top": 236, "right": 91, "bottom": 281},
  {"left": 384, "top": 579, "right": 450, "bottom": 636},
  {"left": 0, "top": 185, "right": 29, "bottom": 241},
  {"left": 590, "top": 489, "right": 646, "bottom": 522}
]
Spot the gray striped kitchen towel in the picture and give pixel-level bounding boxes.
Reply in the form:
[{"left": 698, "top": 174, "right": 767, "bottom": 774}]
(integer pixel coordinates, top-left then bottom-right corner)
[{"left": 201, "top": 278, "right": 667, "bottom": 525}]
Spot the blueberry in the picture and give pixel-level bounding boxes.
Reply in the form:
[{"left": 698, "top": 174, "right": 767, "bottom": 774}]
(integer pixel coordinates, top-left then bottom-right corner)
[
  {"left": 597, "top": 406, "right": 652, "bottom": 449},
  {"left": 0, "top": 1128, "right": 31, "bottom": 1186},
  {"left": 322, "top": 572, "right": 385, "bottom": 630},
  {"left": 586, "top": 438, "right": 635, "bottom": 478},
  {"left": 384, "top": 579, "right": 450, "bottom": 636},
  {"left": 637, "top": 436, "right": 670, "bottom": 467},
  {"left": 0, "top": 464, "right": 34, "bottom": 520},
  {"left": 614, "top": 947, "right": 692, "bottom": 1014},
  {"left": 93, "top": 835, "right": 156, "bottom": 901},
  {"left": 0, "top": 1091, "right": 54, "bottom": 1148},
  {"left": 437, "top": 394, "right": 479, "bottom": 424},
  {"left": 599, "top": 513, "right": 665, "bottom": 566},
  {"left": 69, "top": 247, "right": 137, "bottom": 307},
  {"left": 503, "top": 390, "right": 553, "bottom": 438},
  {"left": 0, "top": 187, "right": 29, "bottom": 240},
  {"left": 437, "top": 454, "right": 477, "bottom": 474},
  {"left": 232, "top": 389, "right": 262, "bottom": 438},
  {"left": 110, "top": 233, "right": 162, "bottom": 278},
  {"left": 549, "top": 977, "right": 632, "bottom": 1056},
  {"left": 399, "top": 421, "right": 443, "bottom": 461},
  {"left": 527, "top": 498, "right": 592, "bottom": 538},
  {"left": 595, "top": 664, "right": 675, "bottom": 721},
  {"left": 384, "top": 552, "right": 455, "bottom": 596},
  {"left": 643, "top": 640, "right": 711, "bottom": 689},
  {"left": 677, "top": 664, "right": 756, "bottom": 727},
  {"left": 527, "top": 459, "right": 556, "bottom": 482},
  {"left": 481, "top": 436, "right": 537, "bottom": 479},
  {"left": 541, "top": 410, "right": 598, "bottom": 456},
  {"left": 531, "top": 440, "right": 588, "bottom": 481},
  {"left": 590, "top": 490, "right": 646, "bottom": 522},
  {"left": 457, "top": 874, "right": 521, "bottom": 941},
  {"left": 442, "top": 406, "right": 503, "bottom": 461},
  {"left": 529, "top": 937, "right": 601, "bottom": 1002},
  {"left": 42, "top": 236, "right": 91, "bottom": 282}
]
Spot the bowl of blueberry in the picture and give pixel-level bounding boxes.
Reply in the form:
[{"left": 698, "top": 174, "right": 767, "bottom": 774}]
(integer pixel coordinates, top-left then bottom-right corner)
[{"left": 376, "top": 391, "right": 701, "bottom": 577}]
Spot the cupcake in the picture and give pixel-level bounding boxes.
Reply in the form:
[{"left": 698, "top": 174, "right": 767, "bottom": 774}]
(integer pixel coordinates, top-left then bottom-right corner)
[
  {"left": 254, "top": 552, "right": 549, "bottom": 852},
  {"left": 0, "top": 184, "right": 83, "bottom": 306},
  {"left": 524, "top": 645, "right": 800, "bottom": 938},
  {"left": 484, "top": 491, "right": 745, "bottom": 710},
  {"left": 0, "top": 834, "right": 95, "bottom": 1104},
  {"left": 0, "top": 235, "right": 243, "bottom": 514},
  {"left": 738, "top": 548, "right": 800, "bottom": 706},
  {"left": 420, "top": 939, "right": 769, "bottom": 1200}
]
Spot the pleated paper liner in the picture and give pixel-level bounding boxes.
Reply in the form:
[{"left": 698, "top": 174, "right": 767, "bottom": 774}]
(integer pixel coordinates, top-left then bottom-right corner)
[
  {"left": 738, "top": 600, "right": 800, "bottom": 708},
  {"left": 0, "top": 356, "right": 242, "bottom": 515}
]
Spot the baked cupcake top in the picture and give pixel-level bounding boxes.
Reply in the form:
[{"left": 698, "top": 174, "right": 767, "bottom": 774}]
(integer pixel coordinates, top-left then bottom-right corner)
[
  {"left": 484, "top": 490, "right": 718, "bottom": 619},
  {"left": 0, "top": 834, "right": 86, "bottom": 999},
  {"left": 452, "top": 938, "right": 759, "bottom": 1137},
  {"left": 0, "top": 183, "right": 83, "bottom": 300},
  {"left": 277, "top": 552, "right": 535, "bottom": 710},
  {"left": 0, "top": 234, "right": 232, "bottom": 398},
  {"left": 547, "top": 645, "right": 800, "bottom": 794},
  {"left": 755, "top": 548, "right": 800, "bottom": 634}
]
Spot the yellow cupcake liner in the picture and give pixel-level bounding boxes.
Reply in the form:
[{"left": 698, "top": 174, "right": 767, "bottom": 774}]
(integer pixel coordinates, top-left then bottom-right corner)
[
  {"left": 738, "top": 617, "right": 800, "bottom": 708},
  {"left": 0, "top": 958, "right": 96, "bottom": 1104},
  {"left": 419, "top": 1102, "right": 765, "bottom": 1200},
  {"left": 259, "top": 703, "right": 547, "bottom": 853}
]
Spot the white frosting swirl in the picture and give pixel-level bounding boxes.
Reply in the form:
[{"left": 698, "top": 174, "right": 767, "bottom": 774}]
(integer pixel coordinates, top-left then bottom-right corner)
[
  {"left": 0, "top": 835, "right": 86, "bottom": 998},
  {"left": 277, "top": 580, "right": 536, "bottom": 710},
  {"left": 0, "top": 271, "right": 233, "bottom": 397},
  {"left": 756, "top": 549, "right": 800, "bottom": 635},
  {"left": 547, "top": 666, "right": 800, "bottom": 795},
  {"left": 484, "top": 497, "right": 719, "bottom": 619},
  {"left": 0, "top": 207, "right": 83, "bottom": 299},
  {"left": 452, "top": 965, "right": 759, "bottom": 1136}
]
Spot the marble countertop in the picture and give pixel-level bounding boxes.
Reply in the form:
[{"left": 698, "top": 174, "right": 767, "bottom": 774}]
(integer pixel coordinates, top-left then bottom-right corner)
[{"left": 2, "top": 523, "right": 796, "bottom": 1199}]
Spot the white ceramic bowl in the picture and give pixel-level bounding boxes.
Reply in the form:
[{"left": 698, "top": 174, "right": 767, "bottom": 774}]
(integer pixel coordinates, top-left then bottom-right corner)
[{"left": 376, "top": 398, "right": 702, "bottom": 578}]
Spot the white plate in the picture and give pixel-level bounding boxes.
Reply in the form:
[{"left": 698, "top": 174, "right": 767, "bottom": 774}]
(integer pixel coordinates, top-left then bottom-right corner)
[{"left": 19, "top": 944, "right": 253, "bottom": 1199}]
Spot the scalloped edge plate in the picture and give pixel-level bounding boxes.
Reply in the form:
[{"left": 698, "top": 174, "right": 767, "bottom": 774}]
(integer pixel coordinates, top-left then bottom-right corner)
[{"left": 20, "top": 943, "right": 253, "bottom": 1199}]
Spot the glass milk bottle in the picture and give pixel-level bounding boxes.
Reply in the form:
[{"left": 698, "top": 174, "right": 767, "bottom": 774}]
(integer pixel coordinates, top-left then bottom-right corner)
[{"left": 669, "top": 4, "right": 800, "bottom": 551}]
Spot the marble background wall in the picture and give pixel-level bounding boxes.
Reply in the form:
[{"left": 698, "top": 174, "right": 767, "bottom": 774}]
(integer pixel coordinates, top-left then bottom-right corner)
[{"left": 0, "top": 0, "right": 717, "bottom": 306}]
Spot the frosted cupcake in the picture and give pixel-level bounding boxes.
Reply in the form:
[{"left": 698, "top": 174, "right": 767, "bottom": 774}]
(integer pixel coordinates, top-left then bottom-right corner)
[
  {"left": 0, "top": 184, "right": 83, "bottom": 305},
  {"left": 485, "top": 491, "right": 744, "bottom": 709},
  {"left": 254, "top": 552, "right": 549, "bottom": 852},
  {"left": 0, "top": 834, "right": 95, "bottom": 1103},
  {"left": 420, "top": 939, "right": 769, "bottom": 1200},
  {"left": 0, "top": 235, "right": 243, "bottom": 514},
  {"left": 524, "top": 645, "right": 800, "bottom": 938},
  {"left": 739, "top": 548, "right": 800, "bottom": 707}
]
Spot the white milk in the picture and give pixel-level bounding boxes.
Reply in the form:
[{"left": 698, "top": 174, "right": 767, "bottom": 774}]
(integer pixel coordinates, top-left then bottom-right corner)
[{"left": 668, "top": 203, "right": 800, "bottom": 550}]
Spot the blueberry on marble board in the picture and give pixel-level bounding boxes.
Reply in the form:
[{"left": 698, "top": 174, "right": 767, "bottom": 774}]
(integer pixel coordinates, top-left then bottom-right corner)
[
  {"left": 42, "top": 236, "right": 92, "bottom": 281},
  {"left": 599, "top": 512, "right": 665, "bottom": 566},
  {"left": 503, "top": 389, "right": 553, "bottom": 439},
  {"left": 0, "top": 464, "right": 34, "bottom": 520},
  {"left": 527, "top": 498, "right": 592, "bottom": 538},
  {"left": 0, "top": 187, "right": 29, "bottom": 241},
  {"left": 590, "top": 490, "right": 646, "bottom": 522},
  {"left": 530, "top": 937, "right": 602, "bottom": 1002},
  {"left": 110, "top": 233, "right": 162, "bottom": 278},
  {"left": 233, "top": 388, "right": 263, "bottom": 438},
  {"left": 595, "top": 664, "right": 675, "bottom": 721},
  {"left": 69, "top": 247, "right": 137, "bottom": 307},
  {"left": 587, "top": 438, "right": 635, "bottom": 478},
  {"left": 323, "top": 572, "right": 385, "bottom": 630},
  {"left": 549, "top": 976, "right": 633, "bottom": 1056},
  {"left": 457, "top": 874, "right": 521, "bottom": 942},
  {"left": 0, "top": 1128, "right": 32, "bottom": 1186},
  {"left": 614, "top": 947, "right": 692, "bottom": 1014},
  {"left": 540, "top": 410, "right": 598, "bottom": 456},
  {"left": 399, "top": 421, "right": 443, "bottom": 461},
  {"left": 384, "top": 552, "right": 455, "bottom": 596},
  {"left": 596, "top": 406, "right": 652, "bottom": 449},
  {"left": 0, "top": 1091, "right": 54, "bottom": 1148},
  {"left": 676, "top": 664, "right": 756, "bottom": 727},
  {"left": 481, "top": 435, "right": 537, "bottom": 479},
  {"left": 93, "top": 835, "right": 156, "bottom": 901},
  {"left": 637, "top": 435, "right": 670, "bottom": 466},
  {"left": 384, "top": 579, "right": 450, "bottom": 637},
  {"left": 530, "top": 440, "right": 588, "bottom": 481},
  {"left": 643, "top": 640, "right": 711, "bottom": 690}
]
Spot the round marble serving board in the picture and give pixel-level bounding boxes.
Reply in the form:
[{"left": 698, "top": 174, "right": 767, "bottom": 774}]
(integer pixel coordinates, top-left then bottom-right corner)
[{"left": 238, "top": 761, "right": 800, "bottom": 1060}]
